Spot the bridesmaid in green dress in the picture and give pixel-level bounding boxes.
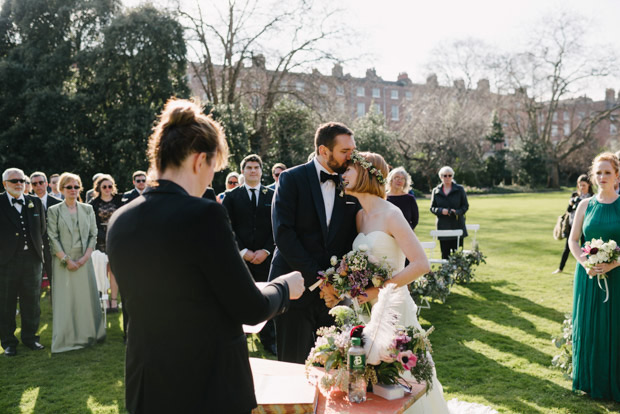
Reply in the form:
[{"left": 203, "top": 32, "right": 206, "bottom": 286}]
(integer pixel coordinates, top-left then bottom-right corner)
[
  {"left": 569, "top": 152, "right": 620, "bottom": 401},
  {"left": 47, "top": 173, "right": 105, "bottom": 353}
]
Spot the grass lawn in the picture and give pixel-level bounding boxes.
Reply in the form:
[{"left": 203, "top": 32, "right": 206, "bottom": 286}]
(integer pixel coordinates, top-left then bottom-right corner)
[{"left": 2, "top": 191, "right": 620, "bottom": 413}]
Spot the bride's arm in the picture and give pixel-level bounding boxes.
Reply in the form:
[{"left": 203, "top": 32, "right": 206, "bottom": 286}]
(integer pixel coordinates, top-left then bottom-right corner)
[{"left": 386, "top": 209, "right": 431, "bottom": 287}]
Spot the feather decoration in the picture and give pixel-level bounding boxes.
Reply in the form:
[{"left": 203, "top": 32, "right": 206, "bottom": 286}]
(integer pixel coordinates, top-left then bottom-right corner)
[{"left": 362, "top": 284, "right": 402, "bottom": 365}]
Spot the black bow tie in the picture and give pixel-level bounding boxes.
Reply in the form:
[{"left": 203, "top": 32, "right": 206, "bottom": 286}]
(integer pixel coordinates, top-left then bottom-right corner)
[
  {"left": 320, "top": 171, "right": 340, "bottom": 185},
  {"left": 11, "top": 198, "right": 24, "bottom": 205}
]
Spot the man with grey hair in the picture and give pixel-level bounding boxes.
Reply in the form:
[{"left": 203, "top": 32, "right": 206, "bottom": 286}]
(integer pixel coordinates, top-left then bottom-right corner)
[{"left": 1, "top": 168, "right": 47, "bottom": 356}]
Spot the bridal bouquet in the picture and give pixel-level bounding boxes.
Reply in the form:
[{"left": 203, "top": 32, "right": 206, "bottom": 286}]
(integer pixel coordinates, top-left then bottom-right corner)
[
  {"left": 581, "top": 238, "right": 620, "bottom": 302},
  {"left": 311, "top": 245, "right": 393, "bottom": 314},
  {"left": 305, "top": 286, "right": 435, "bottom": 394}
]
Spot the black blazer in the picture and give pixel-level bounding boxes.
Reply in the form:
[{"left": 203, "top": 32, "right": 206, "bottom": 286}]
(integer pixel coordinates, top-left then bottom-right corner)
[
  {"left": 430, "top": 183, "right": 469, "bottom": 238},
  {"left": 0, "top": 193, "right": 46, "bottom": 265},
  {"left": 106, "top": 180, "right": 290, "bottom": 414},
  {"left": 269, "top": 161, "right": 359, "bottom": 308},
  {"left": 121, "top": 188, "right": 141, "bottom": 204},
  {"left": 42, "top": 195, "right": 62, "bottom": 273},
  {"left": 222, "top": 185, "right": 275, "bottom": 253}
]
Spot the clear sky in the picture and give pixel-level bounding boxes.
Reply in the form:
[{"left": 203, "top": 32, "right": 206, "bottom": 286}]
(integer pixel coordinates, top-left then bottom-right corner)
[{"left": 124, "top": 0, "right": 620, "bottom": 100}]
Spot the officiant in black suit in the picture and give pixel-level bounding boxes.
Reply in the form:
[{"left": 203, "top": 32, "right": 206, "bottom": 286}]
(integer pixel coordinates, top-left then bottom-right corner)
[
  {"left": 269, "top": 122, "right": 359, "bottom": 364},
  {"left": 223, "top": 154, "right": 276, "bottom": 354},
  {"left": 1, "top": 168, "right": 47, "bottom": 356},
  {"left": 107, "top": 99, "right": 304, "bottom": 414}
]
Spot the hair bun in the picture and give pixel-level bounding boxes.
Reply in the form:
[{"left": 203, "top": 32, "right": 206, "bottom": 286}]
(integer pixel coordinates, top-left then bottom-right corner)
[{"left": 163, "top": 100, "right": 201, "bottom": 129}]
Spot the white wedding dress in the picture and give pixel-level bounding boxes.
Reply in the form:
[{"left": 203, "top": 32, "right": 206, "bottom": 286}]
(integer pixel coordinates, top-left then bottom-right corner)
[{"left": 353, "top": 231, "right": 497, "bottom": 414}]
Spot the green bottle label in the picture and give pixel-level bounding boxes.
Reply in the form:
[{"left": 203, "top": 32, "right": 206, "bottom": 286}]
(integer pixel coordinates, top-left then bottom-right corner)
[{"left": 349, "top": 353, "right": 365, "bottom": 371}]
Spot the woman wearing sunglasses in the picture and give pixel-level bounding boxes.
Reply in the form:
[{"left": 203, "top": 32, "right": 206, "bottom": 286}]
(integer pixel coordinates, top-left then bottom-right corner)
[
  {"left": 89, "top": 174, "right": 124, "bottom": 312},
  {"left": 47, "top": 173, "right": 105, "bottom": 352},
  {"left": 430, "top": 166, "right": 470, "bottom": 259}
]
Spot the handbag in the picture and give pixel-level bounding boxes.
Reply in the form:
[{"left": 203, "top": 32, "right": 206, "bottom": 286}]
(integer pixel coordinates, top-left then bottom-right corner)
[{"left": 553, "top": 212, "right": 571, "bottom": 240}]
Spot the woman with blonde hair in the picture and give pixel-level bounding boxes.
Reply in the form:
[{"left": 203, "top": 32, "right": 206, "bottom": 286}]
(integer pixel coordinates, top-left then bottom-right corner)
[
  {"left": 569, "top": 152, "right": 620, "bottom": 401},
  {"left": 47, "top": 173, "right": 105, "bottom": 353}
]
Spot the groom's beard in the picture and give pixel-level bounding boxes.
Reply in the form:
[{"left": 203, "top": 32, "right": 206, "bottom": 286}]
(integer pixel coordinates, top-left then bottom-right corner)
[{"left": 327, "top": 154, "right": 347, "bottom": 174}]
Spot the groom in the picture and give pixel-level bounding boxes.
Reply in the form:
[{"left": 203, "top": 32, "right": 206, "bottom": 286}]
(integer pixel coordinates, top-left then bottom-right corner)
[{"left": 269, "top": 122, "right": 359, "bottom": 363}]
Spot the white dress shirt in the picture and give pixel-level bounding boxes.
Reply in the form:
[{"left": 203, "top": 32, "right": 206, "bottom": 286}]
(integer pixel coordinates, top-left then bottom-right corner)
[
  {"left": 239, "top": 183, "right": 270, "bottom": 258},
  {"left": 7, "top": 193, "right": 25, "bottom": 214},
  {"left": 313, "top": 157, "right": 338, "bottom": 227},
  {"left": 37, "top": 193, "right": 49, "bottom": 210}
]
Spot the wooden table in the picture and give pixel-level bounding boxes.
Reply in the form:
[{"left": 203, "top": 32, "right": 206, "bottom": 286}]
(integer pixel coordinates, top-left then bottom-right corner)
[{"left": 250, "top": 358, "right": 426, "bottom": 414}]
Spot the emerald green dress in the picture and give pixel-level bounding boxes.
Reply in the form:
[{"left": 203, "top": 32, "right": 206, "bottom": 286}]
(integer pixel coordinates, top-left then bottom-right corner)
[{"left": 572, "top": 196, "right": 620, "bottom": 401}]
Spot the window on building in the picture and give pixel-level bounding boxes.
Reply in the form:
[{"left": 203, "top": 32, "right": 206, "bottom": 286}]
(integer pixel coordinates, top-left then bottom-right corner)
[
  {"left": 373, "top": 103, "right": 381, "bottom": 113},
  {"left": 552, "top": 112, "right": 557, "bottom": 122},
  {"left": 336, "top": 85, "right": 344, "bottom": 96},
  {"left": 578, "top": 111, "right": 585, "bottom": 120},
  {"left": 356, "top": 87, "right": 365, "bottom": 97},
  {"left": 391, "top": 90, "right": 398, "bottom": 100},
  {"left": 611, "top": 124, "right": 618, "bottom": 135},
  {"left": 551, "top": 125, "right": 558, "bottom": 137},
  {"left": 319, "top": 84, "right": 328, "bottom": 94},
  {"left": 372, "top": 88, "right": 380, "bottom": 98},
  {"left": 564, "top": 124, "right": 570, "bottom": 136},
  {"left": 252, "top": 81, "right": 260, "bottom": 90},
  {"left": 357, "top": 102, "right": 365, "bottom": 117},
  {"left": 337, "top": 101, "right": 345, "bottom": 111},
  {"left": 391, "top": 105, "right": 399, "bottom": 120},
  {"left": 236, "top": 80, "right": 242, "bottom": 88},
  {"left": 405, "top": 91, "right": 412, "bottom": 100},
  {"left": 251, "top": 95, "right": 260, "bottom": 110},
  {"left": 563, "top": 111, "right": 569, "bottom": 121},
  {"left": 296, "top": 81, "right": 305, "bottom": 92}
]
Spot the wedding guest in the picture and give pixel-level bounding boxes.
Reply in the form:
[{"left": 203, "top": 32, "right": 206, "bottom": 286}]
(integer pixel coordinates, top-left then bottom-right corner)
[
  {"left": 49, "top": 174, "right": 63, "bottom": 199},
  {"left": 89, "top": 174, "right": 123, "bottom": 312},
  {"left": 216, "top": 171, "right": 240, "bottom": 203},
  {"left": 47, "top": 173, "right": 105, "bottom": 353},
  {"left": 122, "top": 171, "right": 148, "bottom": 204},
  {"left": 569, "top": 152, "right": 620, "bottom": 401},
  {"left": 23, "top": 177, "right": 32, "bottom": 195},
  {"left": 387, "top": 167, "right": 419, "bottom": 231},
  {"left": 552, "top": 174, "right": 593, "bottom": 274},
  {"left": 30, "top": 172, "right": 62, "bottom": 293},
  {"left": 85, "top": 173, "right": 103, "bottom": 203},
  {"left": 223, "top": 154, "right": 276, "bottom": 354},
  {"left": 430, "top": 166, "right": 469, "bottom": 259},
  {"left": 267, "top": 163, "right": 287, "bottom": 190},
  {"left": 107, "top": 98, "right": 304, "bottom": 414},
  {"left": 0, "top": 168, "right": 46, "bottom": 356}
]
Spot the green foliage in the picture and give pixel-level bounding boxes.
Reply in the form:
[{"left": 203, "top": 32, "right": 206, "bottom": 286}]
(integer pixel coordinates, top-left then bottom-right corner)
[
  {"left": 353, "top": 107, "right": 402, "bottom": 168},
  {"left": 450, "top": 249, "right": 487, "bottom": 284},
  {"left": 515, "top": 136, "right": 548, "bottom": 187},
  {"left": 551, "top": 313, "right": 573, "bottom": 379}
]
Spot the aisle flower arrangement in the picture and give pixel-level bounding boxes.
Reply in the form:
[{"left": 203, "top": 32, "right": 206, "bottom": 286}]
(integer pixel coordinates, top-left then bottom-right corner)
[
  {"left": 551, "top": 313, "right": 573, "bottom": 379},
  {"left": 305, "top": 287, "right": 435, "bottom": 394}
]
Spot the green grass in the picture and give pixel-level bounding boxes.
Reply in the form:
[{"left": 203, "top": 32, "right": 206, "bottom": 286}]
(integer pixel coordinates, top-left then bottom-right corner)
[{"left": 1, "top": 192, "right": 620, "bottom": 413}]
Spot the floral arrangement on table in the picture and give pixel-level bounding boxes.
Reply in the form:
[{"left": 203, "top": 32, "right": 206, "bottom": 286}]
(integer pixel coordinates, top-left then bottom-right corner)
[
  {"left": 311, "top": 244, "right": 393, "bottom": 315},
  {"left": 305, "top": 286, "right": 435, "bottom": 395},
  {"left": 551, "top": 313, "right": 573, "bottom": 379},
  {"left": 582, "top": 238, "right": 620, "bottom": 302}
]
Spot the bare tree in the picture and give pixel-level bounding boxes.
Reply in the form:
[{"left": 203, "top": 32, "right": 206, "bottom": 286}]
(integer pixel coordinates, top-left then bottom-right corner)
[
  {"left": 176, "top": 0, "right": 350, "bottom": 155},
  {"left": 496, "top": 11, "right": 620, "bottom": 187}
]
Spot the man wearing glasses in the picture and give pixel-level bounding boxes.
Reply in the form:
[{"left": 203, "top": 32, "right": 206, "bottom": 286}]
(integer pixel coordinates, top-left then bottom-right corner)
[
  {"left": 122, "top": 171, "right": 148, "bottom": 205},
  {"left": 0, "top": 168, "right": 47, "bottom": 356},
  {"left": 30, "top": 172, "right": 62, "bottom": 295},
  {"left": 267, "top": 163, "right": 287, "bottom": 190}
]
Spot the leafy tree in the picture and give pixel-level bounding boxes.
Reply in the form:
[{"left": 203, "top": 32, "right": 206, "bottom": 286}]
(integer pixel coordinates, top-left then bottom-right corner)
[
  {"left": 353, "top": 107, "right": 401, "bottom": 169},
  {"left": 483, "top": 111, "right": 512, "bottom": 186}
]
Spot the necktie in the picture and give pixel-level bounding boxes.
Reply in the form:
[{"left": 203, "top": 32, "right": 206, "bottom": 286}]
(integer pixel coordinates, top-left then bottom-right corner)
[
  {"left": 320, "top": 171, "right": 339, "bottom": 185},
  {"left": 12, "top": 198, "right": 24, "bottom": 205},
  {"left": 250, "top": 188, "right": 257, "bottom": 213}
]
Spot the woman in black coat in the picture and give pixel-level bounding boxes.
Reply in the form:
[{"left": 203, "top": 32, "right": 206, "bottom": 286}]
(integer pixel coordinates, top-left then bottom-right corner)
[
  {"left": 106, "top": 99, "right": 304, "bottom": 414},
  {"left": 430, "top": 166, "right": 469, "bottom": 259}
]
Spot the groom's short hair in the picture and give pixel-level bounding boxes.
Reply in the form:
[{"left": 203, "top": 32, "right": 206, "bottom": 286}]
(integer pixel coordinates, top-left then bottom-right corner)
[{"left": 314, "top": 122, "right": 353, "bottom": 154}]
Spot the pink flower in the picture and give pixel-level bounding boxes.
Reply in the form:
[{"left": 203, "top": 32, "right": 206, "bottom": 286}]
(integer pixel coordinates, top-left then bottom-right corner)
[{"left": 397, "top": 350, "right": 417, "bottom": 370}]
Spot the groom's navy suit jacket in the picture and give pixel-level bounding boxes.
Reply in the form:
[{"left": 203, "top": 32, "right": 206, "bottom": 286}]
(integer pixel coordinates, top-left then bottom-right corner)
[{"left": 269, "top": 161, "right": 359, "bottom": 308}]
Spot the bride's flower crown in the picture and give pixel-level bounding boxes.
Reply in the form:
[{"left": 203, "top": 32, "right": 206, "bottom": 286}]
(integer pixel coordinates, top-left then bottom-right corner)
[{"left": 351, "top": 151, "right": 386, "bottom": 185}]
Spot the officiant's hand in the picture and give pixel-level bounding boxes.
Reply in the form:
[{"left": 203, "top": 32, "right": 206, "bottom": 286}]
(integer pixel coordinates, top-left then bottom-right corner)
[
  {"left": 320, "top": 284, "right": 339, "bottom": 308},
  {"left": 280, "top": 271, "right": 305, "bottom": 300}
]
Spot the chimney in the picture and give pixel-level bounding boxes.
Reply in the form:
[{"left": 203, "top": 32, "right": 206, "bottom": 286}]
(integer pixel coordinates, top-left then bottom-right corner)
[
  {"left": 477, "top": 79, "right": 490, "bottom": 93},
  {"left": 397, "top": 72, "right": 411, "bottom": 85},
  {"left": 365, "top": 68, "right": 377, "bottom": 79},
  {"left": 332, "top": 64, "right": 343, "bottom": 78},
  {"left": 426, "top": 74, "right": 438, "bottom": 88},
  {"left": 251, "top": 54, "right": 265, "bottom": 69},
  {"left": 453, "top": 79, "right": 465, "bottom": 90},
  {"left": 606, "top": 88, "right": 616, "bottom": 102}
]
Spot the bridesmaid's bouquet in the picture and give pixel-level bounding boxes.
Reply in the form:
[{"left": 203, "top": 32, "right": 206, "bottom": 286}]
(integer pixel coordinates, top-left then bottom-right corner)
[
  {"left": 310, "top": 244, "right": 393, "bottom": 315},
  {"left": 581, "top": 238, "right": 620, "bottom": 302}
]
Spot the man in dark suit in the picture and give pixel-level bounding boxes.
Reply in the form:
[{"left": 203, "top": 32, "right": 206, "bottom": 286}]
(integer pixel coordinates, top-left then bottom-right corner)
[
  {"left": 223, "top": 154, "right": 276, "bottom": 353},
  {"left": 267, "top": 163, "right": 286, "bottom": 190},
  {"left": 30, "top": 172, "right": 61, "bottom": 296},
  {"left": 0, "top": 168, "right": 47, "bottom": 356},
  {"left": 121, "top": 170, "right": 148, "bottom": 204},
  {"left": 269, "top": 122, "right": 359, "bottom": 363}
]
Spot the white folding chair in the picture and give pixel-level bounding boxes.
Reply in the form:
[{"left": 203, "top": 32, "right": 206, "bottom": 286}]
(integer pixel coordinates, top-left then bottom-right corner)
[
  {"left": 430, "top": 229, "right": 464, "bottom": 257},
  {"left": 420, "top": 241, "right": 447, "bottom": 266},
  {"left": 464, "top": 224, "right": 480, "bottom": 253}
]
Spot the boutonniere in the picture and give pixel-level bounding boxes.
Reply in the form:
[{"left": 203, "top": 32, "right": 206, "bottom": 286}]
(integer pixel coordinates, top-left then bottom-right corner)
[
  {"left": 261, "top": 188, "right": 268, "bottom": 195},
  {"left": 28, "top": 201, "right": 34, "bottom": 208},
  {"left": 337, "top": 180, "right": 345, "bottom": 198}
]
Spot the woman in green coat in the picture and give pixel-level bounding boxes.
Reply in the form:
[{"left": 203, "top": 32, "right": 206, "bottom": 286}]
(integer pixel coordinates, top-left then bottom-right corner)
[{"left": 47, "top": 172, "right": 105, "bottom": 353}]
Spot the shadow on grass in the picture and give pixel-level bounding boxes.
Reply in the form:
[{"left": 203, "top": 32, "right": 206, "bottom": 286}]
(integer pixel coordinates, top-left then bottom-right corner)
[{"left": 423, "top": 280, "right": 620, "bottom": 413}]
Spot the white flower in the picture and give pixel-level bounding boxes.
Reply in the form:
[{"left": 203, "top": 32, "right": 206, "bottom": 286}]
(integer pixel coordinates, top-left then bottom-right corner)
[
  {"left": 367, "top": 255, "right": 379, "bottom": 265},
  {"left": 330, "top": 256, "right": 338, "bottom": 266},
  {"left": 592, "top": 239, "right": 604, "bottom": 248},
  {"left": 27, "top": 201, "right": 34, "bottom": 208},
  {"left": 609, "top": 240, "right": 617, "bottom": 250},
  {"left": 358, "top": 244, "right": 369, "bottom": 252}
]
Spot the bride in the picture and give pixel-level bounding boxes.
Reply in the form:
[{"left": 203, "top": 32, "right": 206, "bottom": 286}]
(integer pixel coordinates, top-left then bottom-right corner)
[{"left": 322, "top": 151, "right": 496, "bottom": 414}]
